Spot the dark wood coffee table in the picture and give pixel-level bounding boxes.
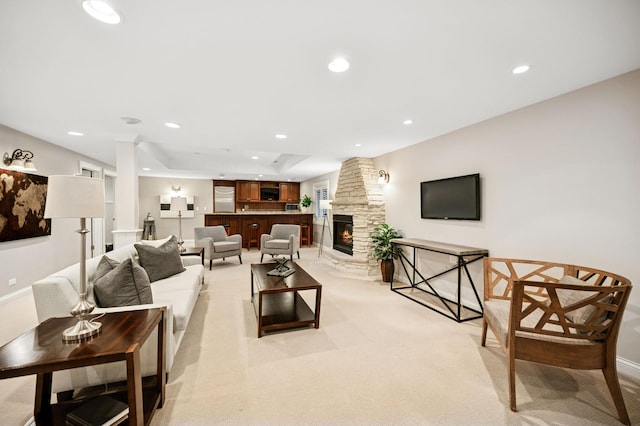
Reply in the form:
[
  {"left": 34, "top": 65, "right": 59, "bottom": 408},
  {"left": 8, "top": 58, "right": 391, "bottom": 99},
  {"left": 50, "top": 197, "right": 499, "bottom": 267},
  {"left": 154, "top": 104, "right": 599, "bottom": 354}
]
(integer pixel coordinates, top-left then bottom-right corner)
[
  {"left": 0, "top": 308, "right": 166, "bottom": 425},
  {"left": 251, "top": 262, "right": 322, "bottom": 338}
]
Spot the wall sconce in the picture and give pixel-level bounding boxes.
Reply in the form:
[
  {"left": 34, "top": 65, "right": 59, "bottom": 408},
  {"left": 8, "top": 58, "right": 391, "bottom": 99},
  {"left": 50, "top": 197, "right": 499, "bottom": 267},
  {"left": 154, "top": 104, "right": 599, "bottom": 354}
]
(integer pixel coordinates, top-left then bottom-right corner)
[
  {"left": 377, "top": 169, "right": 390, "bottom": 184},
  {"left": 3, "top": 149, "right": 37, "bottom": 172},
  {"left": 171, "top": 185, "right": 181, "bottom": 195}
]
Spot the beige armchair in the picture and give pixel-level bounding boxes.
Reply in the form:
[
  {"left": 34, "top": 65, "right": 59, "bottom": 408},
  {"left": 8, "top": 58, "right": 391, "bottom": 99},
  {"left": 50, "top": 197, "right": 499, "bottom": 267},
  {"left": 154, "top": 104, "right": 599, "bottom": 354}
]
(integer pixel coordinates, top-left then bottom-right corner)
[
  {"left": 481, "top": 257, "right": 632, "bottom": 425},
  {"left": 194, "top": 226, "right": 242, "bottom": 270},
  {"left": 260, "top": 224, "right": 300, "bottom": 262}
]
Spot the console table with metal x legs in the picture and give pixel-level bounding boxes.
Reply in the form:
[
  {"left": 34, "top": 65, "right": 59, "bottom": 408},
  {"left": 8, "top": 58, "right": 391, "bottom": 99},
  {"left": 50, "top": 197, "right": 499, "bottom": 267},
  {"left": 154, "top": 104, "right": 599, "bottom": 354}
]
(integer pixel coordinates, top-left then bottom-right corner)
[{"left": 389, "top": 238, "right": 489, "bottom": 322}]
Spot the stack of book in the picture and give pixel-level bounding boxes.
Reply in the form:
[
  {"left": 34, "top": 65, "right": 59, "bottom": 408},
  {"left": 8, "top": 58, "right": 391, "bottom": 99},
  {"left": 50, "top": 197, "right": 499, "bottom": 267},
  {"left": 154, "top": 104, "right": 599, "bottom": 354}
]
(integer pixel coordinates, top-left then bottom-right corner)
[{"left": 66, "top": 395, "right": 129, "bottom": 426}]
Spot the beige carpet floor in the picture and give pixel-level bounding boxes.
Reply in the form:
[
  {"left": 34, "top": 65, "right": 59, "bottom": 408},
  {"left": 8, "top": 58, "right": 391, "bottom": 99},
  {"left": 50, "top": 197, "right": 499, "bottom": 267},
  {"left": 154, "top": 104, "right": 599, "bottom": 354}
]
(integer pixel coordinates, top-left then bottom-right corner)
[
  {"left": 153, "top": 248, "right": 640, "bottom": 425},
  {"left": 0, "top": 246, "right": 638, "bottom": 425}
]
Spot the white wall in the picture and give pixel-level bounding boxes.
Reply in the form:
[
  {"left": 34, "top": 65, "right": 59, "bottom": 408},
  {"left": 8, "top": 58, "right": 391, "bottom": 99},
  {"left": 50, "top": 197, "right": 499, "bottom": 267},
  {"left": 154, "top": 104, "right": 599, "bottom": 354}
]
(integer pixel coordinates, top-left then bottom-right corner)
[
  {"left": 300, "top": 171, "right": 339, "bottom": 246},
  {"left": 376, "top": 69, "right": 640, "bottom": 364},
  {"left": 0, "top": 125, "right": 111, "bottom": 298},
  {"left": 138, "top": 177, "right": 214, "bottom": 241}
]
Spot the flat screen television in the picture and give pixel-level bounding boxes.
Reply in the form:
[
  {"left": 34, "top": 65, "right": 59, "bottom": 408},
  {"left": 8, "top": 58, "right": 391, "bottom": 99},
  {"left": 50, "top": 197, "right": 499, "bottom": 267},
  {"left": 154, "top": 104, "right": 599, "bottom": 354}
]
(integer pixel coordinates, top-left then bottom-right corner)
[
  {"left": 420, "top": 173, "right": 480, "bottom": 220},
  {"left": 260, "top": 187, "right": 279, "bottom": 201}
]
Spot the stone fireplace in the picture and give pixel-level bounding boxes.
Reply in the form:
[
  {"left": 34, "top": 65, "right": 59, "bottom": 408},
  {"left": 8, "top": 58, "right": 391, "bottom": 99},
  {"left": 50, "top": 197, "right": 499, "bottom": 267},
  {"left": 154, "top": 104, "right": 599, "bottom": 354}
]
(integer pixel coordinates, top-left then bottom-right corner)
[{"left": 323, "top": 157, "right": 385, "bottom": 275}]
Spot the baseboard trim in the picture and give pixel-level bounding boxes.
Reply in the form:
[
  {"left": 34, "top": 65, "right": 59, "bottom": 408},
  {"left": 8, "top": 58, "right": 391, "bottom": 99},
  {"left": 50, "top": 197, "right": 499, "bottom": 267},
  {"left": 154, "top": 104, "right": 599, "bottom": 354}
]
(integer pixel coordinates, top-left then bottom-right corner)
[
  {"left": 0, "top": 286, "right": 32, "bottom": 306},
  {"left": 617, "top": 356, "right": 640, "bottom": 380}
]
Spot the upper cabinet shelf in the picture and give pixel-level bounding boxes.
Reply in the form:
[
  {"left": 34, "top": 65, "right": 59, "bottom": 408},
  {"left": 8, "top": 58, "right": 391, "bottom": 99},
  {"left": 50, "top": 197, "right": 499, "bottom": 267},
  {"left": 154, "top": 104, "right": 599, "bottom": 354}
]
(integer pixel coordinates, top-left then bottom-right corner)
[
  {"left": 232, "top": 180, "right": 300, "bottom": 208},
  {"left": 236, "top": 181, "right": 260, "bottom": 201},
  {"left": 279, "top": 182, "right": 299, "bottom": 202}
]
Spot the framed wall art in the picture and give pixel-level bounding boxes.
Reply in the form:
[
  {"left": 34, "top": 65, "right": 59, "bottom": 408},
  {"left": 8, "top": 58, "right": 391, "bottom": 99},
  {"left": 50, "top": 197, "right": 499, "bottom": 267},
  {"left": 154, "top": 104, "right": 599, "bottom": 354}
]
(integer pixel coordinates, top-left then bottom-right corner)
[
  {"left": 159, "top": 194, "right": 195, "bottom": 218},
  {"left": 0, "top": 168, "right": 51, "bottom": 242}
]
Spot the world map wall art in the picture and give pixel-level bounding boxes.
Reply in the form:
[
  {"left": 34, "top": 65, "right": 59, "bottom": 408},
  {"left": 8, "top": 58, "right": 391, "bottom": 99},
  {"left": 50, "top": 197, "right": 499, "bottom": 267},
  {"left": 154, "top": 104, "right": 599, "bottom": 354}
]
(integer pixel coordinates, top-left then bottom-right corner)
[{"left": 0, "top": 168, "right": 51, "bottom": 242}]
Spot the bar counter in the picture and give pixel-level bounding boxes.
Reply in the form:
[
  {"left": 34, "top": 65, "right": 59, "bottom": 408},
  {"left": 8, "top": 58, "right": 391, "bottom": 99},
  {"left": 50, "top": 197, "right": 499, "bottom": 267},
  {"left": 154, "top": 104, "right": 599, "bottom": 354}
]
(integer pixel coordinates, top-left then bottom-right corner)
[
  {"left": 207, "top": 211, "right": 309, "bottom": 215},
  {"left": 204, "top": 213, "right": 314, "bottom": 248}
]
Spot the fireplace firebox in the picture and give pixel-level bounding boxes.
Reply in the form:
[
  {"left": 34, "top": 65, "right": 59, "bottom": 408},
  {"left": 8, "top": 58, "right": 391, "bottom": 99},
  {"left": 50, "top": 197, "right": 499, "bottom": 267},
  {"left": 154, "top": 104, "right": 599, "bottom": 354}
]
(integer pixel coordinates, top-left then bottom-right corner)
[{"left": 333, "top": 214, "right": 353, "bottom": 255}]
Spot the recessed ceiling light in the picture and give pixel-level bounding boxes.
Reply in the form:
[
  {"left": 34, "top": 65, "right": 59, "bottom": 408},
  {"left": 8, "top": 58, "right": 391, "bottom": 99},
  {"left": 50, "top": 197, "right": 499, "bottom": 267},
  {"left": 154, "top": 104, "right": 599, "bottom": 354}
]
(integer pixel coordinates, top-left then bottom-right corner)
[
  {"left": 68, "top": 131, "right": 84, "bottom": 136},
  {"left": 164, "top": 122, "right": 181, "bottom": 129},
  {"left": 251, "top": 156, "right": 259, "bottom": 160},
  {"left": 403, "top": 119, "right": 413, "bottom": 125},
  {"left": 354, "top": 143, "right": 361, "bottom": 147},
  {"left": 82, "top": 0, "right": 122, "bottom": 25},
  {"left": 142, "top": 167, "right": 151, "bottom": 171},
  {"left": 275, "top": 134, "right": 287, "bottom": 139},
  {"left": 328, "top": 58, "right": 350, "bottom": 73},
  {"left": 258, "top": 174, "right": 263, "bottom": 177},
  {"left": 512, "top": 65, "right": 530, "bottom": 74}
]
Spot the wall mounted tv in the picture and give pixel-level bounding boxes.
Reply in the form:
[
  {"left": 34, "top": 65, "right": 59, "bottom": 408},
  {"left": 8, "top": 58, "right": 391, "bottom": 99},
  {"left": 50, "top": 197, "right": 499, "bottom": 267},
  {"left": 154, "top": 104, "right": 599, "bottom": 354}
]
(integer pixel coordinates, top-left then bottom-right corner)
[
  {"left": 260, "top": 187, "right": 280, "bottom": 201},
  {"left": 420, "top": 173, "right": 481, "bottom": 220}
]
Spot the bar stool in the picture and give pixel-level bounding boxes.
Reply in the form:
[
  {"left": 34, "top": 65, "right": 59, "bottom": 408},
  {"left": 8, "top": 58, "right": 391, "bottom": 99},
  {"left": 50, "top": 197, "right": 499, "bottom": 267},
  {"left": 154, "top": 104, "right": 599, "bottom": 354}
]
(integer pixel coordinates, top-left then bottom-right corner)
[
  {"left": 222, "top": 224, "right": 231, "bottom": 236},
  {"left": 299, "top": 223, "right": 310, "bottom": 247},
  {"left": 247, "top": 223, "right": 260, "bottom": 250}
]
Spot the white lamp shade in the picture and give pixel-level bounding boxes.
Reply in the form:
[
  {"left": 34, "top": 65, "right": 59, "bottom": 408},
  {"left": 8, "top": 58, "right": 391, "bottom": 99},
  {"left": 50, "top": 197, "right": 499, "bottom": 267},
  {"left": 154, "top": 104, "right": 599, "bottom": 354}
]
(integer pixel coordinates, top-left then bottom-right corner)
[
  {"left": 9, "top": 158, "right": 25, "bottom": 171},
  {"left": 23, "top": 159, "right": 37, "bottom": 171},
  {"left": 170, "top": 196, "right": 188, "bottom": 212},
  {"left": 45, "top": 175, "right": 105, "bottom": 218},
  {"left": 319, "top": 199, "right": 332, "bottom": 210}
]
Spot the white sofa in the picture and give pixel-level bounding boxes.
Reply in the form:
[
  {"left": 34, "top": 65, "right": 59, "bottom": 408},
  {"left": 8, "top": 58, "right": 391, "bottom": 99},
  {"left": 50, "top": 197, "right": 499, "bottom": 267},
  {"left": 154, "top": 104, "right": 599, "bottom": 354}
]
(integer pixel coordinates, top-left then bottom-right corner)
[{"left": 31, "top": 236, "right": 204, "bottom": 394}]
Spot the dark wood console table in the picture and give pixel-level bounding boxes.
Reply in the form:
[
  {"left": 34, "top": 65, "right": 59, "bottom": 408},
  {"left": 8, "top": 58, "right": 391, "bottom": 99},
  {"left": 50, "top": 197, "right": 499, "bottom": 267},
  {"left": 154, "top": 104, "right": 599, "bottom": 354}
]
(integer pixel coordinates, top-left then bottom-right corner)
[
  {"left": 390, "top": 238, "right": 488, "bottom": 322},
  {"left": 0, "top": 308, "right": 166, "bottom": 425}
]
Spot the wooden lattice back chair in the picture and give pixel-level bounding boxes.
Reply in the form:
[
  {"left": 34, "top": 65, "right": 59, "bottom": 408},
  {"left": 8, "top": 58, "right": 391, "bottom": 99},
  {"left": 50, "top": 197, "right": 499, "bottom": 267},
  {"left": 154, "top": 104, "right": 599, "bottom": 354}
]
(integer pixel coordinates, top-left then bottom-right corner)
[{"left": 481, "top": 257, "right": 632, "bottom": 425}]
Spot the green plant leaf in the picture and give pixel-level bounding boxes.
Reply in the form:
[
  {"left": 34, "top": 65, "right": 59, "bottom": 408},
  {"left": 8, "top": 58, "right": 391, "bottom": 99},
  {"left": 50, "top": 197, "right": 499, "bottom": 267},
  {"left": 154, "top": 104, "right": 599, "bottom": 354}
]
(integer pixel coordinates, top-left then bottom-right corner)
[
  {"left": 300, "top": 194, "right": 312, "bottom": 207},
  {"left": 370, "top": 223, "right": 402, "bottom": 261}
]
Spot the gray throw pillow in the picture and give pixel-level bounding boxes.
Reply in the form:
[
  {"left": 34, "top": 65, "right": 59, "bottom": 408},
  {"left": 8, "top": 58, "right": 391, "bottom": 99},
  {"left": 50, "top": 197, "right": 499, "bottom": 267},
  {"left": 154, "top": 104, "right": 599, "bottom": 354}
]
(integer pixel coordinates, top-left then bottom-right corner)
[
  {"left": 134, "top": 235, "right": 185, "bottom": 282},
  {"left": 94, "top": 255, "right": 120, "bottom": 281},
  {"left": 93, "top": 256, "right": 153, "bottom": 308}
]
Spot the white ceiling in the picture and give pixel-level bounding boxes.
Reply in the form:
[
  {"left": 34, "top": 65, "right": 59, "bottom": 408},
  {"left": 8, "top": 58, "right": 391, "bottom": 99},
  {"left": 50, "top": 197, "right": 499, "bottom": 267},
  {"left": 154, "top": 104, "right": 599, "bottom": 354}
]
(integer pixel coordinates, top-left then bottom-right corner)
[{"left": 1, "top": 1, "right": 639, "bottom": 181}]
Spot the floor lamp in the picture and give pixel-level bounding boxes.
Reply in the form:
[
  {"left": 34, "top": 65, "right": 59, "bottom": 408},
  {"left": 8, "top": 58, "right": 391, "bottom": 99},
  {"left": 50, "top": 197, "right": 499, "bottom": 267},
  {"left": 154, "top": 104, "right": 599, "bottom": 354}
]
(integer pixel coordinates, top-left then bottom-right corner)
[
  {"left": 44, "top": 175, "right": 105, "bottom": 342},
  {"left": 318, "top": 199, "right": 332, "bottom": 257},
  {"left": 170, "top": 196, "right": 188, "bottom": 252}
]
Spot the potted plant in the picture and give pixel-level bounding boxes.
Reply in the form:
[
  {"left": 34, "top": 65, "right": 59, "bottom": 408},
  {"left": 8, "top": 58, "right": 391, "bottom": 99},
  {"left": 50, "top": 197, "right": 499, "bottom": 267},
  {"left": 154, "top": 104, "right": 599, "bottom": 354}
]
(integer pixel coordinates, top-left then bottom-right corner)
[
  {"left": 370, "top": 223, "right": 402, "bottom": 282},
  {"left": 300, "top": 194, "right": 312, "bottom": 212}
]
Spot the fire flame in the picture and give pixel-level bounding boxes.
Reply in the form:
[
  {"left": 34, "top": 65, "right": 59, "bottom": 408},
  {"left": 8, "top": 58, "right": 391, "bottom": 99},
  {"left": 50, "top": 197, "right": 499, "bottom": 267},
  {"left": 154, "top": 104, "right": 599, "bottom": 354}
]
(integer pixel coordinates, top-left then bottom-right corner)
[{"left": 341, "top": 229, "right": 353, "bottom": 244}]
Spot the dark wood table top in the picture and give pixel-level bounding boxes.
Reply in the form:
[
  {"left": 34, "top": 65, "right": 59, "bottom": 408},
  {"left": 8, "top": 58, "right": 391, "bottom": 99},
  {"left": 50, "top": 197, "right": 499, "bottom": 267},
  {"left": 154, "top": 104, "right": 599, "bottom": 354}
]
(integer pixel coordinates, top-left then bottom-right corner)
[
  {"left": 0, "top": 309, "right": 164, "bottom": 380},
  {"left": 180, "top": 247, "right": 204, "bottom": 256},
  {"left": 251, "top": 262, "right": 322, "bottom": 293}
]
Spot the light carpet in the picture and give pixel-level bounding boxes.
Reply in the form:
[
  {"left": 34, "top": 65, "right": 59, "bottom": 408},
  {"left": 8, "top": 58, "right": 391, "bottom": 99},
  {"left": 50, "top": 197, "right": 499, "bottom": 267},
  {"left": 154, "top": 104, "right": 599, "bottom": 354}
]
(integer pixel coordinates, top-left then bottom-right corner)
[
  {"left": 153, "top": 247, "right": 639, "bottom": 425},
  {"left": 0, "top": 247, "right": 638, "bottom": 425}
]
